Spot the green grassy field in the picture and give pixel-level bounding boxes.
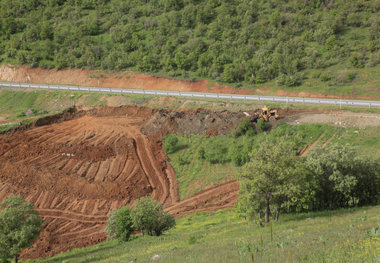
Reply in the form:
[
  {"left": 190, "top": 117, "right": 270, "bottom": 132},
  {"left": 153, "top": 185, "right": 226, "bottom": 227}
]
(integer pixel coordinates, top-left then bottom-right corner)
[{"left": 26, "top": 205, "right": 380, "bottom": 263}]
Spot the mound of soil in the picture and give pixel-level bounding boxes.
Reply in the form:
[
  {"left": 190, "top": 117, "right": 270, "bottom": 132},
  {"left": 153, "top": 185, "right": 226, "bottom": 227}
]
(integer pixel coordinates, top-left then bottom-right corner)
[
  {"left": 142, "top": 109, "right": 247, "bottom": 136},
  {"left": 0, "top": 106, "right": 248, "bottom": 258}
]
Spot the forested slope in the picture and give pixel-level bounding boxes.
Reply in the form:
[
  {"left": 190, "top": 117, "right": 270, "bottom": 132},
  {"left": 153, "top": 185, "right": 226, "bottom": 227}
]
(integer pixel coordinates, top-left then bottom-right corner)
[{"left": 0, "top": 0, "right": 379, "bottom": 88}]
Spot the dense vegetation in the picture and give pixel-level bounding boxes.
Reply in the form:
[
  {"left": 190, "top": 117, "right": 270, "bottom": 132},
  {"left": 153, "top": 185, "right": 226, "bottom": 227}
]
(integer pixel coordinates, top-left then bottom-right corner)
[
  {"left": 164, "top": 122, "right": 380, "bottom": 199},
  {"left": 29, "top": 206, "right": 380, "bottom": 263},
  {"left": 0, "top": 195, "right": 43, "bottom": 263},
  {"left": 1, "top": 0, "right": 379, "bottom": 87},
  {"left": 237, "top": 139, "right": 379, "bottom": 225},
  {"left": 106, "top": 197, "right": 175, "bottom": 241}
]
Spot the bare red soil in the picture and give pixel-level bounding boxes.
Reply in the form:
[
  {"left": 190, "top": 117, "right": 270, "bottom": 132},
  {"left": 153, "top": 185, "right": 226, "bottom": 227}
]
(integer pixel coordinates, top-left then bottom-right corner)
[
  {"left": 0, "top": 106, "right": 243, "bottom": 258},
  {"left": 1, "top": 65, "right": 379, "bottom": 99},
  {"left": 0, "top": 65, "right": 252, "bottom": 95}
]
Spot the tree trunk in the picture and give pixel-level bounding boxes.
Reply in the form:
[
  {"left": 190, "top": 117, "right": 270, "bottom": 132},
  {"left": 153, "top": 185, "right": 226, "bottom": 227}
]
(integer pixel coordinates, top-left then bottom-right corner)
[
  {"left": 258, "top": 211, "right": 263, "bottom": 227},
  {"left": 14, "top": 255, "right": 18, "bottom": 263},
  {"left": 265, "top": 198, "right": 270, "bottom": 223},
  {"left": 274, "top": 206, "right": 280, "bottom": 221}
]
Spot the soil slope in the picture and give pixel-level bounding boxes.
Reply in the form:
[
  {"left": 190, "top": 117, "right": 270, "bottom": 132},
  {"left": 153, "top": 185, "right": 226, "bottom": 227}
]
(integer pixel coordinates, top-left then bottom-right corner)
[
  {"left": 0, "top": 65, "right": 251, "bottom": 95},
  {"left": 0, "top": 106, "right": 245, "bottom": 258}
]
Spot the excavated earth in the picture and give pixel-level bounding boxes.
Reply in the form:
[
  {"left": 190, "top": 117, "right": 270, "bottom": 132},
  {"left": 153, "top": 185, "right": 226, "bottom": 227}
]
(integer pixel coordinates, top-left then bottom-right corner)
[{"left": 0, "top": 106, "right": 247, "bottom": 258}]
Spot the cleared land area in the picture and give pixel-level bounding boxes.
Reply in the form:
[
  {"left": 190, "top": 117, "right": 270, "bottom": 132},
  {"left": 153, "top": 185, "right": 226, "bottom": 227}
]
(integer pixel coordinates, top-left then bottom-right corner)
[{"left": 0, "top": 104, "right": 379, "bottom": 258}]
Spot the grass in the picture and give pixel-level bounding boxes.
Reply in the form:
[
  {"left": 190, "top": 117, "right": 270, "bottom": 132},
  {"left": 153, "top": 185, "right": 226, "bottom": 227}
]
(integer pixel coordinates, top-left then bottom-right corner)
[
  {"left": 166, "top": 134, "right": 239, "bottom": 199},
  {"left": 26, "top": 205, "right": 380, "bottom": 263},
  {"left": 165, "top": 123, "right": 380, "bottom": 200}
]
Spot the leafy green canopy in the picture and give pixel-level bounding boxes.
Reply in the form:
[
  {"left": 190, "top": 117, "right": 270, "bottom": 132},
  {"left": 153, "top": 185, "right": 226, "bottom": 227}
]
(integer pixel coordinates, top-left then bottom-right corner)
[
  {"left": 105, "top": 206, "right": 133, "bottom": 241},
  {"left": 237, "top": 140, "right": 380, "bottom": 224},
  {"left": 0, "top": 195, "right": 43, "bottom": 261},
  {"left": 236, "top": 137, "right": 310, "bottom": 224},
  {"left": 1, "top": 0, "right": 379, "bottom": 86},
  {"left": 131, "top": 196, "right": 175, "bottom": 236}
]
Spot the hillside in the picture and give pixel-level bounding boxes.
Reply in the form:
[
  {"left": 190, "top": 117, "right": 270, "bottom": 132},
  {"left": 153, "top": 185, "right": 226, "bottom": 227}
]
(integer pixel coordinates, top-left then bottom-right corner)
[
  {"left": 1, "top": 0, "right": 380, "bottom": 96},
  {"left": 28, "top": 205, "right": 380, "bottom": 263}
]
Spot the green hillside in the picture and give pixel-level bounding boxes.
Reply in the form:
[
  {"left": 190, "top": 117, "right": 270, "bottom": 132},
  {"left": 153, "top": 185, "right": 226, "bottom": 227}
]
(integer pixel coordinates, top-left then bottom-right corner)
[
  {"left": 1, "top": 0, "right": 379, "bottom": 92},
  {"left": 27, "top": 205, "right": 380, "bottom": 263}
]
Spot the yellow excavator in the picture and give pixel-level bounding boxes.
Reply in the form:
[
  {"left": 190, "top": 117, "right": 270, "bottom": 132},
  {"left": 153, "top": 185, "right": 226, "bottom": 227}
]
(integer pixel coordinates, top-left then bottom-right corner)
[{"left": 244, "top": 106, "right": 279, "bottom": 123}]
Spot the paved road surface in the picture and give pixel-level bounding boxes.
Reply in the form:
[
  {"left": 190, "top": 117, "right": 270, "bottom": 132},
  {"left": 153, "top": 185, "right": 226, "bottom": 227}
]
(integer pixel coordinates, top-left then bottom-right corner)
[{"left": 1, "top": 81, "right": 379, "bottom": 107}]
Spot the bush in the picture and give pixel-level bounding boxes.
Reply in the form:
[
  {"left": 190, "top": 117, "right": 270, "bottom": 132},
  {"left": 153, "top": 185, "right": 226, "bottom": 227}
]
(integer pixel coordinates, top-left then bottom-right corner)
[
  {"left": 319, "top": 72, "right": 332, "bottom": 82},
  {"left": 105, "top": 206, "right": 133, "bottom": 241},
  {"left": 276, "top": 73, "right": 304, "bottom": 87},
  {"left": 131, "top": 196, "right": 175, "bottom": 236},
  {"left": 350, "top": 54, "right": 364, "bottom": 68},
  {"left": 256, "top": 119, "right": 270, "bottom": 133},
  {"left": 233, "top": 119, "right": 254, "bottom": 138},
  {"left": 198, "top": 147, "right": 206, "bottom": 160},
  {"left": 164, "top": 134, "right": 179, "bottom": 154},
  {"left": 204, "top": 140, "right": 230, "bottom": 164}
]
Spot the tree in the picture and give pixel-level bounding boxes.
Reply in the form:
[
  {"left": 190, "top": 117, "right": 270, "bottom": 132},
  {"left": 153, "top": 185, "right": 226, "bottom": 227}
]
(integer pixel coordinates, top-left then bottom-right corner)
[
  {"left": 305, "top": 144, "right": 380, "bottom": 209},
  {"left": 237, "top": 138, "right": 308, "bottom": 224},
  {"left": 131, "top": 196, "right": 175, "bottom": 236},
  {"left": 105, "top": 205, "right": 133, "bottom": 241},
  {"left": 0, "top": 195, "right": 43, "bottom": 263}
]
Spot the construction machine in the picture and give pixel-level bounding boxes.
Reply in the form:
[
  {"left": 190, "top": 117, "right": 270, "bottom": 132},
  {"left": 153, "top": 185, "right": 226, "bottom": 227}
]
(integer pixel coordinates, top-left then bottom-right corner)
[{"left": 244, "top": 106, "right": 279, "bottom": 123}]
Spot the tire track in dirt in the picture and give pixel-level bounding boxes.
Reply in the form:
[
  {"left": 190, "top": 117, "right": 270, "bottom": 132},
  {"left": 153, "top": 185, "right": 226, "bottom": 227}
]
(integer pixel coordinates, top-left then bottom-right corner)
[
  {"left": 165, "top": 181, "right": 240, "bottom": 216},
  {"left": 299, "top": 133, "right": 325, "bottom": 156},
  {"left": 0, "top": 106, "right": 244, "bottom": 259}
]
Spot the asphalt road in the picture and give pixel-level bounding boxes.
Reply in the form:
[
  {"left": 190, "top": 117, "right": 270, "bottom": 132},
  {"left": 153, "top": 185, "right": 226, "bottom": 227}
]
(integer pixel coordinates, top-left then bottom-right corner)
[{"left": 1, "top": 81, "right": 379, "bottom": 107}]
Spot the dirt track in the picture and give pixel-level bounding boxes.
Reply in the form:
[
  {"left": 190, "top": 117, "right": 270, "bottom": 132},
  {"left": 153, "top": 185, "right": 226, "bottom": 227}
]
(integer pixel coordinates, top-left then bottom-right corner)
[{"left": 0, "top": 106, "right": 243, "bottom": 258}]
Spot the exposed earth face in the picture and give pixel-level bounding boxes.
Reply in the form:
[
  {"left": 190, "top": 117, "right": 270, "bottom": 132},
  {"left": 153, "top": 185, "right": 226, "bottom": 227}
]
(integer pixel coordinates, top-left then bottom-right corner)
[
  {"left": 1, "top": 105, "right": 379, "bottom": 258},
  {"left": 0, "top": 106, "right": 242, "bottom": 258}
]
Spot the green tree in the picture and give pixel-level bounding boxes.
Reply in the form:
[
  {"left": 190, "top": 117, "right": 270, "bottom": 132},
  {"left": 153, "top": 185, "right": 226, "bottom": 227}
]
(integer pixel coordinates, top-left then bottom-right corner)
[
  {"left": 237, "top": 138, "right": 308, "bottom": 224},
  {"left": 105, "top": 206, "right": 133, "bottom": 241},
  {"left": 0, "top": 195, "right": 43, "bottom": 263},
  {"left": 306, "top": 144, "right": 380, "bottom": 209},
  {"left": 131, "top": 196, "right": 175, "bottom": 236}
]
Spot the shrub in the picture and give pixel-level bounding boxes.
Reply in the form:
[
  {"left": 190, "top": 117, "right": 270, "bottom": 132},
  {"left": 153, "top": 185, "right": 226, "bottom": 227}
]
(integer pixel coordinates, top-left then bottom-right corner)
[
  {"left": 164, "top": 134, "right": 179, "bottom": 154},
  {"left": 233, "top": 119, "right": 254, "bottom": 138},
  {"left": 204, "top": 140, "right": 230, "bottom": 164},
  {"left": 276, "top": 72, "right": 304, "bottom": 87},
  {"left": 198, "top": 147, "right": 206, "bottom": 160},
  {"left": 256, "top": 119, "right": 270, "bottom": 133},
  {"left": 350, "top": 54, "right": 364, "bottom": 68},
  {"left": 319, "top": 72, "right": 332, "bottom": 82},
  {"left": 131, "top": 196, "right": 175, "bottom": 236},
  {"left": 105, "top": 206, "right": 133, "bottom": 241}
]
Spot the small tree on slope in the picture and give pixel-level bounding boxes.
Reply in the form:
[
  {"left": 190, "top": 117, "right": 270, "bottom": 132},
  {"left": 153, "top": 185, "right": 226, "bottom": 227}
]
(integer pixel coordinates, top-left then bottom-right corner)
[
  {"left": 236, "top": 138, "right": 310, "bottom": 224},
  {"left": 0, "top": 195, "right": 43, "bottom": 263},
  {"left": 131, "top": 196, "right": 175, "bottom": 236},
  {"left": 105, "top": 206, "right": 133, "bottom": 241}
]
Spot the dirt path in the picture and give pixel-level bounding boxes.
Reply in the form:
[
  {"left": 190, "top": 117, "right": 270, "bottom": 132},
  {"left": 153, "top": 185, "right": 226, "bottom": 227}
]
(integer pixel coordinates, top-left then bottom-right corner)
[
  {"left": 299, "top": 133, "right": 325, "bottom": 156},
  {"left": 165, "top": 181, "right": 240, "bottom": 216},
  {"left": 285, "top": 112, "right": 380, "bottom": 128}
]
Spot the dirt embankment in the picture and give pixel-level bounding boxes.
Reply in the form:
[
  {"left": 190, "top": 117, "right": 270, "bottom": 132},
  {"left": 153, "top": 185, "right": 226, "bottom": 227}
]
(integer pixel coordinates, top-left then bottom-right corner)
[
  {"left": 0, "top": 65, "right": 252, "bottom": 95},
  {"left": 0, "top": 106, "right": 250, "bottom": 259},
  {"left": 2, "top": 65, "right": 378, "bottom": 100}
]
